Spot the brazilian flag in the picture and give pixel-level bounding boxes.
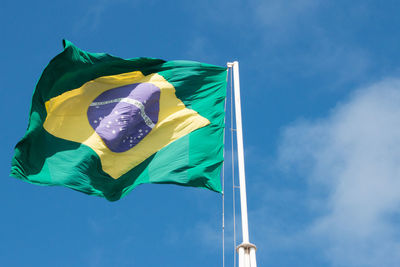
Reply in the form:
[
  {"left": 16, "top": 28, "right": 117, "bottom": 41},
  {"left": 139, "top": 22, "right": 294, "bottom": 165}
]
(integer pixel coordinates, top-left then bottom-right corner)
[{"left": 10, "top": 40, "right": 227, "bottom": 201}]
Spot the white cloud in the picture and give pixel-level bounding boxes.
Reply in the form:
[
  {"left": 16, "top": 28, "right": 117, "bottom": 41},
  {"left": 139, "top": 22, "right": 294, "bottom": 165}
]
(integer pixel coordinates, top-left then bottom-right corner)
[{"left": 278, "top": 77, "right": 400, "bottom": 266}]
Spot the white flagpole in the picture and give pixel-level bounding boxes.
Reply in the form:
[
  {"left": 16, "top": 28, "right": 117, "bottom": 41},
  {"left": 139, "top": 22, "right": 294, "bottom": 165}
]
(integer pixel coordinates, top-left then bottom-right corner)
[{"left": 227, "top": 61, "right": 257, "bottom": 267}]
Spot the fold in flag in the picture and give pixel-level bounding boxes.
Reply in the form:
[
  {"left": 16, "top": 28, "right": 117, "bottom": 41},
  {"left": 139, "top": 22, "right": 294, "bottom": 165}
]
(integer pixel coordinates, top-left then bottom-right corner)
[{"left": 11, "top": 40, "right": 227, "bottom": 201}]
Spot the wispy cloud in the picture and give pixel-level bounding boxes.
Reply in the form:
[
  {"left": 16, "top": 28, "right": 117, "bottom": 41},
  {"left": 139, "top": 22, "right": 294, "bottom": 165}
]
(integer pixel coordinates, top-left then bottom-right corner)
[
  {"left": 184, "top": 36, "right": 218, "bottom": 63},
  {"left": 253, "top": 0, "right": 320, "bottom": 29},
  {"left": 73, "top": 0, "right": 110, "bottom": 32},
  {"left": 296, "top": 39, "right": 371, "bottom": 87},
  {"left": 73, "top": 0, "right": 132, "bottom": 32},
  {"left": 278, "top": 77, "right": 400, "bottom": 266}
]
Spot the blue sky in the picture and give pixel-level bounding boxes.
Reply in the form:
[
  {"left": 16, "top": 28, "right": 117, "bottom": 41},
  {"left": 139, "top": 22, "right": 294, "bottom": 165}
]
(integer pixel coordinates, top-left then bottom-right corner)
[{"left": 2, "top": 0, "right": 400, "bottom": 266}]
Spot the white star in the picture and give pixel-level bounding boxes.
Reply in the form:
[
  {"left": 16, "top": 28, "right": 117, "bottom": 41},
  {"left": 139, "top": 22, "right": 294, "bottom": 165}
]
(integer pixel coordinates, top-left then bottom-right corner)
[
  {"left": 145, "top": 130, "right": 148, "bottom": 133},
  {"left": 112, "top": 130, "right": 116, "bottom": 134},
  {"left": 119, "top": 127, "right": 123, "bottom": 131},
  {"left": 106, "top": 125, "right": 110, "bottom": 128},
  {"left": 130, "top": 140, "right": 133, "bottom": 143},
  {"left": 94, "top": 120, "right": 98, "bottom": 123},
  {"left": 139, "top": 129, "right": 142, "bottom": 132},
  {"left": 99, "top": 117, "right": 103, "bottom": 121},
  {"left": 138, "top": 136, "right": 141, "bottom": 139},
  {"left": 115, "top": 111, "right": 119, "bottom": 114},
  {"left": 108, "top": 121, "right": 112, "bottom": 124},
  {"left": 95, "top": 106, "right": 100, "bottom": 109},
  {"left": 123, "top": 140, "right": 125, "bottom": 143}
]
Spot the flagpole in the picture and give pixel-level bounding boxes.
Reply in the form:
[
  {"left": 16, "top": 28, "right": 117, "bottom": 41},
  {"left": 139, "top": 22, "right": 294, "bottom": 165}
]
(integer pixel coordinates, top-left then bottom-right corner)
[{"left": 227, "top": 61, "right": 257, "bottom": 267}]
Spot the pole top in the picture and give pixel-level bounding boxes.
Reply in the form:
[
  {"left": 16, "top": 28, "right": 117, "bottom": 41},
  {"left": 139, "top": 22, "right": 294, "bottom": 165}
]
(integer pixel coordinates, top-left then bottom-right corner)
[
  {"left": 236, "top": 242, "right": 257, "bottom": 252},
  {"left": 227, "top": 61, "right": 239, "bottom": 68}
]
